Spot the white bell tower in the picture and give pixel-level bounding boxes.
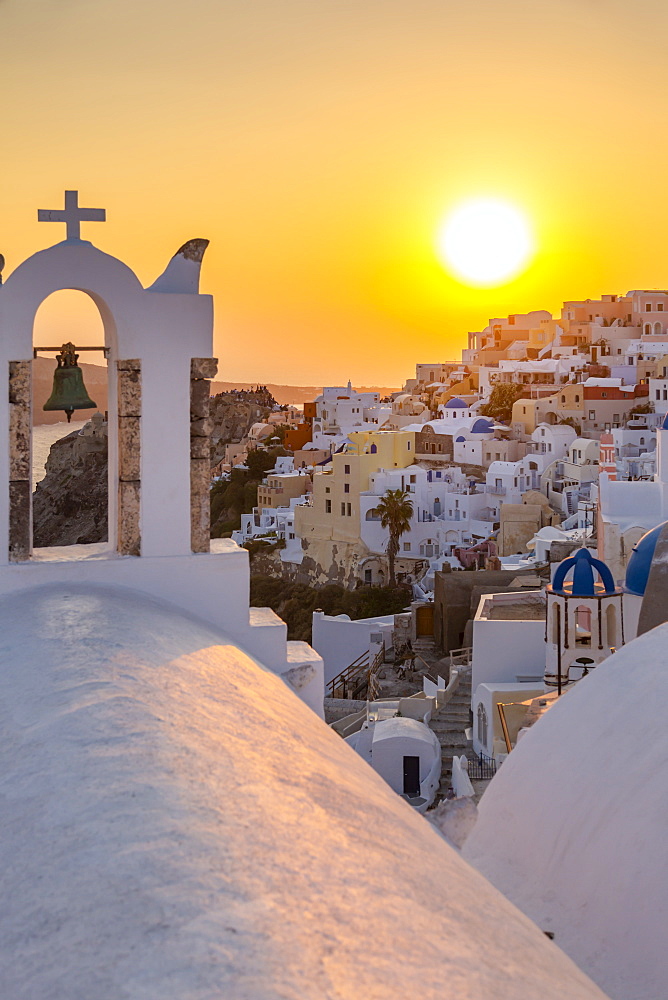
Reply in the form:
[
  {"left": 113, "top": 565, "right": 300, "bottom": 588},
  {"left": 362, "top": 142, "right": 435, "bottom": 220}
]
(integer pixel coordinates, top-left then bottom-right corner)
[
  {"left": 545, "top": 548, "right": 624, "bottom": 693},
  {"left": 0, "top": 191, "right": 323, "bottom": 714}
]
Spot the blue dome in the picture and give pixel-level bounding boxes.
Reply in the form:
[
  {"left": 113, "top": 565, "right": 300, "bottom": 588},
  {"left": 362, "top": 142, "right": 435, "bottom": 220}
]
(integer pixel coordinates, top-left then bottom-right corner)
[
  {"left": 625, "top": 522, "right": 668, "bottom": 596},
  {"left": 662, "top": 413, "right": 668, "bottom": 430},
  {"left": 552, "top": 547, "right": 617, "bottom": 597},
  {"left": 455, "top": 435, "right": 466, "bottom": 442},
  {"left": 471, "top": 417, "right": 494, "bottom": 434},
  {"left": 445, "top": 397, "right": 466, "bottom": 409}
]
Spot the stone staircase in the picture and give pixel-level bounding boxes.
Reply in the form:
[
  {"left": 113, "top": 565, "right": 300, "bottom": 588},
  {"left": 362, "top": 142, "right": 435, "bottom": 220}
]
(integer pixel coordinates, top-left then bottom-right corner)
[{"left": 428, "top": 670, "right": 473, "bottom": 801}]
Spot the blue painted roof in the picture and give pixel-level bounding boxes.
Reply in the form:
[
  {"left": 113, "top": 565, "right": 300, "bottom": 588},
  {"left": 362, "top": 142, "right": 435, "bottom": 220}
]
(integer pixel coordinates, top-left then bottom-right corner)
[
  {"left": 625, "top": 522, "right": 667, "bottom": 596},
  {"left": 444, "top": 397, "right": 466, "bottom": 409},
  {"left": 552, "top": 547, "right": 617, "bottom": 597},
  {"left": 455, "top": 435, "right": 466, "bottom": 442},
  {"left": 663, "top": 413, "right": 668, "bottom": 430},
  {"left": 471, "top": 417, "right": 494, "bottom": 434}
]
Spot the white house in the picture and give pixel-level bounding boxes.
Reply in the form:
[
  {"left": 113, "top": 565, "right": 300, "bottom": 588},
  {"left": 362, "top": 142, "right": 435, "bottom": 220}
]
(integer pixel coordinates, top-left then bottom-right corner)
[
  {"left": 310, "top": 383, "right": 392, "bottom": 452},
  {"left": 360, "top": 464, "right": 496, "bottom": 559},
  {"left": 598, "top": 414, "right": 668, "bottom": 580},
  {"left": 346, "top": 716, "right": 442, "bottom": 812}
]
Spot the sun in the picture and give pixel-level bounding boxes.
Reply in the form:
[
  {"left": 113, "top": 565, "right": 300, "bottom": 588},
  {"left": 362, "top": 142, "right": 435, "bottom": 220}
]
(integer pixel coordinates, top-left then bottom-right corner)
[{"left": 436, "top": 198, "right": 534, "bottom": 287}]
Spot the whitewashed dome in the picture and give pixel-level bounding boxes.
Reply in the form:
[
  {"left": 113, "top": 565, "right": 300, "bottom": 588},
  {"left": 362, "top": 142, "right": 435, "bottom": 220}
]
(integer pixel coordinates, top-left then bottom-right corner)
[
  {"left": 463, "top": 625, "right": 668, "bottom": 1000},
  {"left": 0, "top": 584, "right": 606, "bottom": 1000}
]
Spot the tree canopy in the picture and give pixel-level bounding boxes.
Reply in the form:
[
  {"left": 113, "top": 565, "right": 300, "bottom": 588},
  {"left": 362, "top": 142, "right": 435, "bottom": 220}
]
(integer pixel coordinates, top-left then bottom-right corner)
[
  {"left": 479, "top": 382, "right": 527, "bottom": 423},
  {"left": 376, "top": 488, "right": 413, "bottom": 586}
]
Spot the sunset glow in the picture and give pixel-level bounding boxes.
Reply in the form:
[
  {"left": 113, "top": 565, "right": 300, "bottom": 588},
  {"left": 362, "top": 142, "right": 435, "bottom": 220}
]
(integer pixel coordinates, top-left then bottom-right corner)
[
  {"left": 2, "top": 1, "right": 668, "bottom": 384},
  {"left": 437, "top": 199, "right": 534, "bottom": 287}
]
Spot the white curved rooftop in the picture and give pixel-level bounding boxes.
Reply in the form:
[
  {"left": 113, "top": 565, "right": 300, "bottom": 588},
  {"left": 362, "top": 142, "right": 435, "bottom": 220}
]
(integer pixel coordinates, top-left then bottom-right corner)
[
  {"left": 463, "top": 624, "right": 668, "bottom": 1000},
  {"left": 0, "top": 583, "right": 607, "bottom": 1000}
]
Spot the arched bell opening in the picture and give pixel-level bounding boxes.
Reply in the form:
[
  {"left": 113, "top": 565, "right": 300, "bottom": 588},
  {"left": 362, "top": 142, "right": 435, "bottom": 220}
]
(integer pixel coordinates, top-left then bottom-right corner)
[
  {"left": 31, "top": 290, "right": 110, "bottom": 551},
  {"left": 573, "top": 604, "right": 593, "bottom": 647}
]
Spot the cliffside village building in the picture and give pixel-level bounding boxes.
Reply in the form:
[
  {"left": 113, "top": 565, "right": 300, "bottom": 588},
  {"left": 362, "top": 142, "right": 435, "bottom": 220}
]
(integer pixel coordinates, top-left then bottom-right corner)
[{"left": 238, "top": 289, "right": 663, "bottom": 587}]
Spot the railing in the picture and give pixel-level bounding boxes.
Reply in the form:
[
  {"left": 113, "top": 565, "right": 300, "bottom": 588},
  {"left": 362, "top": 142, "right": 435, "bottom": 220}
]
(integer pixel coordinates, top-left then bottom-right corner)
[
  {"left": 326, "top": 645, "right": 384, "bottom": 700},
  {"left": 487, "top": 484, "right": 507, "bottom": 495},
  {"left": 367, "top": 647, "right": 384, "bottom": 701},
  {"left": 466, "top": 751, "right": 497, "bottom": 781},
  {"left": 449, "top": 646, "right": 472, "bottom": 672}
]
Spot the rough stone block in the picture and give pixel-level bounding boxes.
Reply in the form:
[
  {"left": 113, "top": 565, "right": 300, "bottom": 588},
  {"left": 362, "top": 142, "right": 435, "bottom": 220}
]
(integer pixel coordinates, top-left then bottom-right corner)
[
  {"left": 9, "top": 405, "right": 31, "bottom": 481},
  {"left": 118, "top": 417, "right": 141, "bottom": 481},
  {"left": 190, "top": 435, "right": 210, "bottom": 460},
  {"left": 190, "top": 378, "right": 210, "bottom": 420},
  {"left": 190, "top": 457, "right": 210, "bottom": 553},
  {"left": 9, "top": 361, "right": 31, "bottom": 406},
  {"left": 118, "top": 480, "right": 141, "bottom": 556},
  {"left": 190, "top": 416, "right": 212, "bottom": 438},
  {"left": 117, "top": 370, "right": 141, "bottom": 417},
  {"left": 9, "top": 480, "right": 31, "bottom": 562},
  {"left": 116, "top": 358, "right": 142, "bottom": 372},
  {"left": 191, "top": 357, "right": 218, "bottom": 380}
]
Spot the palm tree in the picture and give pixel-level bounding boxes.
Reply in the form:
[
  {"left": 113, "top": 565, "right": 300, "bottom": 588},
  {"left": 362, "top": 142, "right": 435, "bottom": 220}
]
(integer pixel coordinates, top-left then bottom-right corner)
[{"left": 376, "top": 488, "right": 413, "bottom": 586}]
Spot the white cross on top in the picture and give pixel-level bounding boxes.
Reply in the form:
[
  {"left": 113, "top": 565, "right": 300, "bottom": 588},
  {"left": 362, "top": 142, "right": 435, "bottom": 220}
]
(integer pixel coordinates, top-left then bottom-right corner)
[{"left": 38, "top": 190, "right": 106, "bottom": 241}]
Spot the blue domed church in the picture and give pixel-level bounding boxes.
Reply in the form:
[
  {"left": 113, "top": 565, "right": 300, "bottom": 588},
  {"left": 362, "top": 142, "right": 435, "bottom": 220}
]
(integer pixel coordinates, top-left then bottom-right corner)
[{"left": 545, "top": 548, "right": 624, "bottom": 692}]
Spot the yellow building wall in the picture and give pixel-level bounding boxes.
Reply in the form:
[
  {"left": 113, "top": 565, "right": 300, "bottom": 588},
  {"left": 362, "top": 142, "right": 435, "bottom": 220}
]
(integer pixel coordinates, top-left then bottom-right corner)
[{"left": 295, "top": 429, "right": 416, "bottom": 545}]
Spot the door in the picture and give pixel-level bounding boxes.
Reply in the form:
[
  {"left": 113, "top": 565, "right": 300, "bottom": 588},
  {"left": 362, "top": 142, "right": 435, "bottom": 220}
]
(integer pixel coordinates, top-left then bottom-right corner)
[
  {"left": 416, "top": 603, "right": 434, "bottom": 637},
  {"left": 403, "top": 755, "right": 420, "bottom": 797}
]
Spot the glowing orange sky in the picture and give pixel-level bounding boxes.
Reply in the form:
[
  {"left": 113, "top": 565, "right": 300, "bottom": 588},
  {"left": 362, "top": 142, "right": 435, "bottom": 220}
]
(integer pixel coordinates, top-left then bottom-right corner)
[{"left": 3, "top": 0, "right": 668, "bottom": 385}]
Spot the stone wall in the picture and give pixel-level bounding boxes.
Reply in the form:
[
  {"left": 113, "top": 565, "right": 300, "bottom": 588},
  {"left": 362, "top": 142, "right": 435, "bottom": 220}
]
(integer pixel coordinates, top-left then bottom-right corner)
[
  {"left": 8, "top": 361, "right": 31, "bottom": 561},
  {"left": 117, "top": 359, "right": 141, "bottom": 556},
  {"left": 190, "top": 358, "right": 218, "bottom": 552}
]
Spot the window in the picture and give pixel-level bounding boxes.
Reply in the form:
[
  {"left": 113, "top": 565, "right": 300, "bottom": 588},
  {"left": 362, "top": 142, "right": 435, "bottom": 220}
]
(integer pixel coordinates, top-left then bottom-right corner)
[
  {"left": 646, "top": 303, "right": 652, "bottom": 312},
  {"left": 347, "top": 503, "right": 352, "bottom": 516},
  {"left": 325, "top": 499, "right": 331, "bottom": 513},
  {"left": 344, "top": 484, "right": 350, "bottom": 493},
  {"left": 364, "top": 569, "right": 372, "bottom": 584},
  {"left": 575, "top": 394, "right": 580, "bottom": 403},
  {"left": 477, "top": 703, "right": 488, "bottom": 748},
  {"left": 606, "top": 605, "right": 617, "bottom": 648},
  {"left": 403, "top": 542, "right": 411, "bottom": 551},
  {"left": 407, "top": 442, "right": 411, "bottom": 450},
  {"left": 575, "top": 605, "right": 592, "bottom": 647},
  {"left": 601, "top": 392, "right": 607, "bottom": 399},
  {"left": 410, "top": 474, "right": 416, "bottom": 483},
  {"left": 613, "top": 414, "right": 620, "bottom": 423},
  {"left": 325, "top": 486, "right": 330, "bottom": 493},
  {"left": 340, "top": 502, "right": 346, "bottom": 515},
  {"left": 589, "top": 410, "right": 596, "bottom": 420},
  {"left": 344, "top": 464, "right": 350, "bottom": 474},
  {"left": 659, "top": 303, "right": 664, "bottom": 312}
]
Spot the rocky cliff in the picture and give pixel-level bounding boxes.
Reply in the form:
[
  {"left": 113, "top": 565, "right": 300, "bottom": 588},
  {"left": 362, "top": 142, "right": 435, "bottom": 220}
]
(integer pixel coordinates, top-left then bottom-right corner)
[
  {"left": 33, "top": 412, "right": 109, "bottom": 546},
  {"left": 209, "top": 390, "right": 273, "bottom": 465}
]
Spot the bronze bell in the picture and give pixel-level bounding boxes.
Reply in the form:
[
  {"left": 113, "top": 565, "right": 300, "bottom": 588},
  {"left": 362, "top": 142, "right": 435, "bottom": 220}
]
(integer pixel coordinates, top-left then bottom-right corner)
[{"left": 43, "top": 342, "right": 97, "bottom": 422}]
